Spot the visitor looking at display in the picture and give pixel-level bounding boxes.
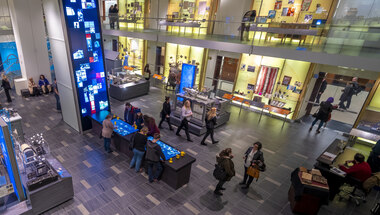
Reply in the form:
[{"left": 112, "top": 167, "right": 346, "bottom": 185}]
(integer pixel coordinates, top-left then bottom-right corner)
[
  {"left": 28, "top": 78, "right": 41, "bottom": 97},
  {"left": 214, "top": 148, "right": 235, "bottom": 196},
  {"left": 309, "top": 97, "right": 334, "bottom": 133},
  {"left": 130, "top": 126, "right": 148, "bottom": 173},
  {"left": 143, "top": 115, "right": 160, "bottom": 136},
  {"left": 200, "top": 107, "right": 219, "bottom": 146},
  {"left": 124, "top": 102, "right": 138, "bottom": 125},
  {"left": 339, "top": 153, "right": 372, "bottom": 183},
  {"left": 134, "top": 109, "right": 144, "bottom": 130},
  {"left": 158, "top": 96, "right": 173, "bottom": 130},
  {"left": 102, "top": 114, "right": 115, "bottom": 153},
  {"left": 176, "top": 100, "right": 193, "bottom": 142},
  {"left": 38, "top": 75, "right": 51, "bottom": 94},
  {"left": 1, "top": 74, "right": 12, "bottom": 103},
  {"left": 145, "top": 133, "right": 165, "bottom": 183}
]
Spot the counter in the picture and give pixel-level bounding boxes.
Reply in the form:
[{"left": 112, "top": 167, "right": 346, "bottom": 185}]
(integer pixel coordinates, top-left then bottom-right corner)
[
  {"left": 90, "top": 111, "right": 196, "bottom": 189},
  {"left": 109, "top": 79, "right": 150, "bottom": 101}
]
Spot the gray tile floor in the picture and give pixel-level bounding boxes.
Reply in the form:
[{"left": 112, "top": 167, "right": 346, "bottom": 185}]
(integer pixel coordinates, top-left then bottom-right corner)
[{"left": 2, "top": 85, "right": 378, "bottom": 215}]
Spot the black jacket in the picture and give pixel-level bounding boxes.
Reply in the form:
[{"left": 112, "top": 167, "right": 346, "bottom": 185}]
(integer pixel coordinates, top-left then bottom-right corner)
[
  {"left": 1, "top": 80, "right": 11, "bottom": 90},
  {"left": 205, "top": 116, "right": 217, "bottom": 129},
  {"left": 216, "top": 156, "right": 235, "bottom": 181},
  {"left": 316, "top": 101, "right": 333, "bottom": 121},
  {"left": 319, "top": 80, "right": 327, "bottom": 93},
  {"left": 244, "top": 147, "right": 264, "bottom": 166},
  {"left": 145, "top": 140, "right": 165, "bottom": 162},
  {"left": 132, "top": 133, "right": 147, "bottom": 152},
  {"left": 161, "top": 102, "right": 171, "bottom": 118}
]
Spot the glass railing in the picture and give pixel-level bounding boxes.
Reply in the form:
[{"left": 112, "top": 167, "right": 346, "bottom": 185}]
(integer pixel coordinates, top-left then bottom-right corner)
[{"left": 101, "top": 16, "right": 380, "bottom": 59}]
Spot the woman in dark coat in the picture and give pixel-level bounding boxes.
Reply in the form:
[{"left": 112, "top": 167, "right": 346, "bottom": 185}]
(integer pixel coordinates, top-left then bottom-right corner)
[
  {"left": 201, "top": 107, "right": 218, "bottom": 145},
  {"left": 214, "top": 148, "right": 235, "bottom": 195},
  {"left": 367, "top": 140, "right": 380, "bottom": 173},
  {"left": 309, "top": 97, "right": 334, "bottom": 133},
  {"left": 239, "top": 142, "right": 264, "bottom": 189},
  {"left": 158, "top": 96, "right": 173, "bottom": 130}
]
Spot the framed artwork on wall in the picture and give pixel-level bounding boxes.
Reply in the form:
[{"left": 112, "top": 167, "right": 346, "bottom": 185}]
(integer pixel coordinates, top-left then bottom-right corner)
[
  {"left": 287, "top": 7, "right": 295, "bottom": 16},
  {"left": 282, "top": 76, "right": 292, "bottom": 86},
  {"left": 247, "top": 84, "right": 255, "bottom": 90},
  {"left": 282, "top": 8, "right": 289, "bottom": 16},
  {"left": 301, "top": 0, "right": 312, "bottom": 11},
  {"left": 288, "top": 0, "right": 294, "bottom": 4},
  {"left": 247, "top": 65, "right": 255, "bottom": 72},
  {"left": 268, "top": 10, "right": 276, "bottom": 18},
  {"left": 274, "top": 1, "right": 282, "bottom": 10},
  {"left": 304, "top": 15, "right": 313, "bottom": 22}
]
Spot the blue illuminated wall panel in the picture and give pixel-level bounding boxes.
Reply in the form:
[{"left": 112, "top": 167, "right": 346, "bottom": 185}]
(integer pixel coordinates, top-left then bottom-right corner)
[
  {"left": 61, "top": 0, "right": 109, "bottom": 124},
  {"left": 179, "top": 63, "right": 196, "bottom": 94}
]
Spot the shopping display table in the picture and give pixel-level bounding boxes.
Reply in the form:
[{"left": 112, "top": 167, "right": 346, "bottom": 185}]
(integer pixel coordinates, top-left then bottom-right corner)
[{"left": 90, "top": 111, "right": 196, "bottom": 189}]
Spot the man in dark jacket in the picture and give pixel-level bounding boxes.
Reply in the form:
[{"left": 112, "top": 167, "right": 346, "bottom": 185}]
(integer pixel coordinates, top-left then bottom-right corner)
[
  {"left": 158, "top": 96, "right": 173, "bottom": 130},
  {"left": 145, "top": 133, "right": 165, "bottom": 183},
  {"left": 339, "top": 77, "right": 360, "bottom": 110},
  {"left": 315, "top": 78, "right": 327, "bottom": 104},
  {"left": 124, "top": 102, "right": 137, "bottom": 125}
]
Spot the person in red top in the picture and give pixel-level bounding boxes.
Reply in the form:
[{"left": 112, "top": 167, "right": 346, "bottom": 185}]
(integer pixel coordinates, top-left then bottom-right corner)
[{"left": 339, "top": 153, "right": 372, "bottom": 182}]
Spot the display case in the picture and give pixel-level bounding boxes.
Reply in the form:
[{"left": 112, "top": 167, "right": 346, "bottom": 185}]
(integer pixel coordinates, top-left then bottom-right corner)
[
  {"left": 170, "top": 89, "right": 231, "bottom": 135},
  {"left": 0, "top": 108, "right": 24, "bottom": 142},
  {"left": 108, "top": 69, "right": 150, "bottom": 101}
]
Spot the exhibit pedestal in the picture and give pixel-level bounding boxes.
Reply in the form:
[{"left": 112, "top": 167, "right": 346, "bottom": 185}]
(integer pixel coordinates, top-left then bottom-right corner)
[
  {"left": 109, "top": 80, "right": 150, "bottom": 101},
  {"left": 91, "top": 115, "right": 196, "bottom": 189},
  {"left": 14, "top": 78, "right": 28, "bottom": 96}
]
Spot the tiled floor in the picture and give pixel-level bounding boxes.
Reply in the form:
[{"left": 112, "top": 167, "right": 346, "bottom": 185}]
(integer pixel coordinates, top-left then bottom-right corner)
[{"left": 2, "top": 85, "right": 378, "bottom": 215}]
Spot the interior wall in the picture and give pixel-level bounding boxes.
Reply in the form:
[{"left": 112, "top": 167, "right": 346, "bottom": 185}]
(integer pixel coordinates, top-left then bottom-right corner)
[
  {"left": 213, "top": 0, "right": 252, "bottom": 36},
  {"left": 43, "top": 0, "right": 81, "bottom": 131},
  {"left": 369, "top": 85, "right": 380, "bottom": 108}
]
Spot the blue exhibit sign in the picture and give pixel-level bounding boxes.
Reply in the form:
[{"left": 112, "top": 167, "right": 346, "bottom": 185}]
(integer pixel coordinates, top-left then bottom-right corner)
[
  {"left": 0, "top": 127, "right": 18, "bottom": 198},
  {"left": 179, "top": 63, "right": 196, "bottom": 94},
  {"left": 62, "top": 0, "right": 109, "bottom": 128}
]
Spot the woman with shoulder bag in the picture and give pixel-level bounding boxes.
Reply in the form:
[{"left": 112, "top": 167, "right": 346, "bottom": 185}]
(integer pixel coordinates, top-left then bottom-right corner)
[
  {"left": 214, "top": 148, "right": 235, "bottom": 196},
  {"left": 239, "top": 142, "right": 265, "bottom": 189},
  {"left": 201, "top": 107, "right": 219, "bottom": 145},
  {"left": 309, "top": 97, "right": 334, "bottom": 134}
]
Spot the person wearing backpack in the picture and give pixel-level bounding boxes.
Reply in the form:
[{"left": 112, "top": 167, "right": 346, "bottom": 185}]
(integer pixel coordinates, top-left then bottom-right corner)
[
  {"left": 214, "top": 148, "right": 235, "bottom": 196},
  {"left": 239, "top": 142, "right": 265, "bottom": 189},
  {"left": 145, "top": 133, "right": 165, "bottom": 183},
  {"left": 129, "top": 127, "right": 148, "bottom": 173}
]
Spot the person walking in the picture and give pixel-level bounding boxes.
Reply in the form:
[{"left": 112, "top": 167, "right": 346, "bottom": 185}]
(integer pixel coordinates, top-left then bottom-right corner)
[
  {"left": 144, "top": 64, "right": 151, "bottom": 80},
  {"left": 1, "top": 74, "right": 12, "bottom": 103},
  {"left": 315, "top": 78, "right": 327, "bottom": 104},
  {"left": 130, "top": 126, "right": 148, "bottom": 172},
  {"left": 214, "top": 148, "right": 235, "bottom": 195},
  {"left": 158, "top": 96, "right": 173, "bottom": 130},
  {"left": 102, "top": 114, "right": 115, "bottom": 153},
  {"left": 52, "top": 79, "right": 61, "bottom": 111},
  {"left": 310, "top": 97, "right": 334, "bottom": 133},
  {"left": 176, "top": 100, "right": 193, "bottom": 142},
  {"left": 339, "top": 77, "right": 360, "bottom": 110},
  {"left": 200, "top": 107, "right": 219, "bottom": 145},
  {"left": 239, "top": 142, "right": 264, "bottom": 189},
  {"left": 108, "top": 5, "right": 114, "bottom": 29},
  {"left": 112, "top": 4, "right": 119, "bottom": 29},
  {"left": 145, "top": 133, "right": 165, "bottom": 183}
]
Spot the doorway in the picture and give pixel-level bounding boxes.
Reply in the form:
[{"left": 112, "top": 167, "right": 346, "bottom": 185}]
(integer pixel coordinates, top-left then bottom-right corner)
[{"left": 213, "top": 56, "right": 239, "bottom": 92}]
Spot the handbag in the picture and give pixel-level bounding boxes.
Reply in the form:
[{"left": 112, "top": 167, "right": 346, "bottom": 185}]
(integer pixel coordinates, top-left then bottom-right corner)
[
  {"left": 312, "top": 108, "right": 319, "bottom": 118},
  {"left": 213, "top": 164, "right": 226, "bottom": 181},
  {"left": 129, "top": 133, "right": 136, "bottom": 151},
  {"left": 247, "top": 166, "right": 260, "bottom": 181}
]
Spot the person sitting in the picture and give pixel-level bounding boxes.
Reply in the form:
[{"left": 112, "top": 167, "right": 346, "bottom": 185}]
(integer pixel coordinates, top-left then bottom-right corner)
[
  {"left": 134, "top": 109, "right": 144, "bottom": 130},
  {"left": 28, "top": 78, "right": 41, "bottom": 96},
  {"left": 339, "top": 153, "right": 372, "bottom": 183},
  {"left": 124, "top": 102, "right": 137, "bottom": 125},
  {"left": 38, "top": 75, "right": 51, "bottom": 94}
]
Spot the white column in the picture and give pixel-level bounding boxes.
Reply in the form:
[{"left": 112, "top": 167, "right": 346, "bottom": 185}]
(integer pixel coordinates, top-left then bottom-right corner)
[
  {"left": 41, "top": 0, "right": 82, "bottom": 132},
  {"left": 8, "top": 0, "right": 51, "bottom": 87}
]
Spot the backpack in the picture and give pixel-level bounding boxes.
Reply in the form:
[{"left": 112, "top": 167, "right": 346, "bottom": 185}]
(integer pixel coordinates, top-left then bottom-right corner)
[{"left": 213, "top": 164, "right": 226, "bottom": 181}]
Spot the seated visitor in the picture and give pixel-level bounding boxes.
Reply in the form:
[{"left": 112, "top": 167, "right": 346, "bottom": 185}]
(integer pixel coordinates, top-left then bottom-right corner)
[
  {"left": 339, "top": 153, "right": 372, "bottom": 183},
  {"left": 38, "top": 75, "right": 51, "bottom": 94},
  {"left": 28, "top": 78, "right": 41, "bottom": 96}
]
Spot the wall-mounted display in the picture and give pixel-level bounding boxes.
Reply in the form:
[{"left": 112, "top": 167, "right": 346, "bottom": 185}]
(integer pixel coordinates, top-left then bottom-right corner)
[
  {"left": 62, "top": 0, "right": 109, "bottom": 120},
  {"left": 247, "top": 65, "right": 255, "bottom": 72},
  {"left": 282, "top": 76, "right": 292, "bottom": 86},
  {"left": 301, "top": 0, "right": 312, "bottom": 11},
  {"left": 179, "top": 64, "right": 196, "bottom": 94}
]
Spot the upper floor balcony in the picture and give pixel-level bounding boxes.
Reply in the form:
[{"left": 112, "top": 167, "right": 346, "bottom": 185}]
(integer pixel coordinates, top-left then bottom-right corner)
[{"left": 101, "top": 15, "right": 380, "bottom": 71}]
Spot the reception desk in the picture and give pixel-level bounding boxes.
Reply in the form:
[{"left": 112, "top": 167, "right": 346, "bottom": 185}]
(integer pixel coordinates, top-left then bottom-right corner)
[{"left": 90, "top": 111, "right": 196, "bottom": 189}]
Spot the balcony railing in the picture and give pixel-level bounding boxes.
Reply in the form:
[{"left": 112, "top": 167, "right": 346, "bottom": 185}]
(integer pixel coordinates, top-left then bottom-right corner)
[{"left": 102, "top": 15, "right": 380, "bottom": 59}]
